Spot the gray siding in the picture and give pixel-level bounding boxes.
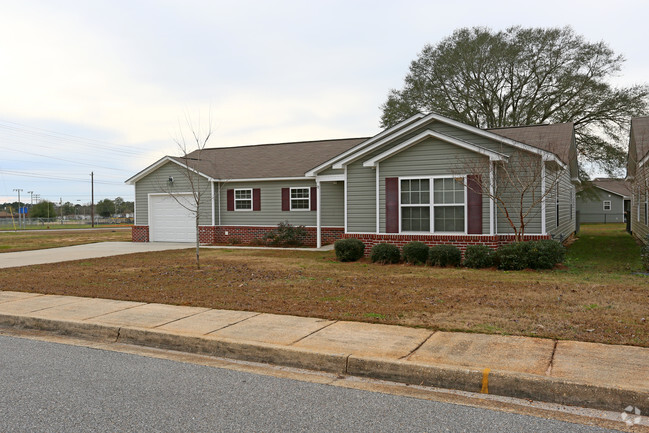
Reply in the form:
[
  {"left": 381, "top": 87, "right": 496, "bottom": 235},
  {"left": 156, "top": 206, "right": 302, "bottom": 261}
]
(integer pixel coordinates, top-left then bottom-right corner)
[
  {"left": 377, "top": 138, "right": 490, "bottom": 234},
  {"left": 217, "top": 179, "right": 344, "bottom": 227},
  {"left": 577, "top": 187, "right": 625, "bottom": 224},
  {"left": 320, "top": 182, "right": 344, "bottom": 227},
  {"left": 135, "top": 162, "right": 212, "bottom": 226},
  {"left": 549, "top": 168, "right": 576, "bottom": 240},
  {"left": 346, "top": 160, "right": 377, "bottom": 232}
]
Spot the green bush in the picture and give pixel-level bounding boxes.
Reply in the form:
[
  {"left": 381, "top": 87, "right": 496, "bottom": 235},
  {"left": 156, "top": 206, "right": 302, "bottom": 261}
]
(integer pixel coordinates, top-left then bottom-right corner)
[
  {"left": 402, "top": 241, "right": 429, "bottom": 265},
  {"left": 494, "top": 242, "right": 530, "bottom": 270},
  {"left": 495, "top": 240, "right": 564, "bottom": 270},
  {"left": 463, "top": 244, "right": 493, "bottom": 268},
  {"left": 334, "top": 238, "right": 365, "bottom": 262},
  {"left": 527, "top": 239, "right": 565, "bottom": 269},
  {"left": 264, "top": 221, "right": 307, "bottom": 246},
  {"left": 370, "top": 243, "right": 401, "bottom": 264},
  {"left": 428, "top": 244, "right": 462, "bottom": 267}
]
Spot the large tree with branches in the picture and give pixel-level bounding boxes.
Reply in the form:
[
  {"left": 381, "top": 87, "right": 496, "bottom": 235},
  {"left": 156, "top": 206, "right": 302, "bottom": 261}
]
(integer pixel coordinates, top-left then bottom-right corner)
[{"left": 381, "top": 26, "right": 649, "bottom": 175}]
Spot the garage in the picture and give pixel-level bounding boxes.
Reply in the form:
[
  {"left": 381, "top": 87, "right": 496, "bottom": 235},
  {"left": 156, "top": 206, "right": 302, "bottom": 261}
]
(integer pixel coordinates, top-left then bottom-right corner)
[{"left": 148, "top": 194, "right": 196, "bottom": 242}]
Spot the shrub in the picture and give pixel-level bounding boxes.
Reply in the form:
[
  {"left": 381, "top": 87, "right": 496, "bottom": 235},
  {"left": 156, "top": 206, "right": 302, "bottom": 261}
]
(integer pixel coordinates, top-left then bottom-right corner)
[
  {"left": 370, "top": 243, "right": 401, "bottom": 264},
  {"left": 463, "top": 244, "right": 493, "bottom": 268},
  {"left": 402, "top": 241, "right": 429, "bottom": 265},
  {"left": 428, "top": 244, "right": 462, "bottom": 267},
  {"left": 249, "top": 237, "right": 266, "bottom": 246},
  {"left": 228, "top": 237, "right": 243, "bottom": 245},
  {"left": 526, "top": 239, "right": 565, "bottom": 269},
  {"left": 334, "top": 238, "right": 365, "bottom": 262},
  {"left": 494, "top": 242, "right": 530, "bottom": 270},
  {"left": 264, "top": 221, "right": 307, "bottom": 246}
]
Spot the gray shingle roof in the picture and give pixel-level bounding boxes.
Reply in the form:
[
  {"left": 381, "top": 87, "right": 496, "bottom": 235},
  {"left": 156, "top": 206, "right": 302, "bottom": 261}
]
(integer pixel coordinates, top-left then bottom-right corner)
[
  {"left": 591, "top": 178, "right": 632, "bottom": 198},
  {"left": 487, "top": 122, "right": 574, "bottom": 164},
  {"left": 171, "top": 138, "right": 368, "bottom": 180}
]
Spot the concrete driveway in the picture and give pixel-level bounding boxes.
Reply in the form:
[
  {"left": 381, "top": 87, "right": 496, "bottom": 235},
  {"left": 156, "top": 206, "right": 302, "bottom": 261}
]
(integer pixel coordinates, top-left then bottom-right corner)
[{"left": 0, "top": 242, "right": 192, "bottom": 269}]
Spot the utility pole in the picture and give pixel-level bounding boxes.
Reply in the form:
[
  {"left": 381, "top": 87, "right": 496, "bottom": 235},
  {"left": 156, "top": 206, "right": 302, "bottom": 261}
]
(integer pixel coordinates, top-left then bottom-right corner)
[
  {"left": 90, "top": 172, "right": 95, "bottom": 228},
  {"left": 59, "top": 197, "right": 63, "bottom": 223},
  {"left": 28, "top": 191, "right": 34, "bottom": 226},
  {"left": 13, "top": 188, "right": 23, "bottom": 229}
]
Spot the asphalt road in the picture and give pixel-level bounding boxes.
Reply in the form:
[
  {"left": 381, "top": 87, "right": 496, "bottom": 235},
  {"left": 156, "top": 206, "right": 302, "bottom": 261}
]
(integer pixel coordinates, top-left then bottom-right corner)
[{"left": 0, "top": 335, "right": 619, "bottom": 433}]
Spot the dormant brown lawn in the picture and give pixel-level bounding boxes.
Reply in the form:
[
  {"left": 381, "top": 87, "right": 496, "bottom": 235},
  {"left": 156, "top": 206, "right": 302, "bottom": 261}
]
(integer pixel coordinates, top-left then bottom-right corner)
[{"left": 0, "top": 224, "right": 646, "bottom": 347}]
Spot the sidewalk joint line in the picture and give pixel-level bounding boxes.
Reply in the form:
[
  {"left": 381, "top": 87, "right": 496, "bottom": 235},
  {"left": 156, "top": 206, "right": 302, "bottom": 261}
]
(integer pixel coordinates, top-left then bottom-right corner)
[
  {"left": 399, "top": 331, "right": 436, "bottom": 360},
  {"left": 205, "top": 312, "right": 263, "bottom": 335},
  {"left": 289, "top": 320, "right": 338, "bottom": 346},
  {"left": 17, "top": 298, "right": 83, "bottom": 315},
  {"left": 82, "top": 302, "right": 147, "bottom": 321},
  {"left": 152, "top": 308, "right": 212, "bottom": 329},
  {"left": 0, "top": 293, "right": 47, "bottom": 305},
  {"left": 545, "top": 340, "right": 558, "bottom": 376}
]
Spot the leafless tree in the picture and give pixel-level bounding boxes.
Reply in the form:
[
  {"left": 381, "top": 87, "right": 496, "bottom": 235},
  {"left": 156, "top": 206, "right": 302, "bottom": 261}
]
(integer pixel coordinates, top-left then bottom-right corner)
[{"left": 455, "top": 147, "right": 567, "bottom": 241}]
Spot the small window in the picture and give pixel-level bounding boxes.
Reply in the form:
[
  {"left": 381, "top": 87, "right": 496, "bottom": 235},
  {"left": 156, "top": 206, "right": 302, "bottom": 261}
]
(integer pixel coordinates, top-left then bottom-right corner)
[
  {"left": 603, "top": 200, "right": 611, "bottom": 211},
  {"left": 290, "top": 187, "right": 310, "bottom": 210},
  {"left": 234, "top": 189, "right": 252, "bottom": 211}
]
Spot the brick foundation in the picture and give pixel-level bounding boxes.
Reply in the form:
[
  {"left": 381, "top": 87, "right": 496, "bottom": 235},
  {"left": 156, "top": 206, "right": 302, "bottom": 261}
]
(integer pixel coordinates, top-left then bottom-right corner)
[
  {"left": 132, "top": 225, "right": 149, "bottom": 242},
  {"left": 209, "top": 226, "right": 344, "bottom": 247},
  {"left": 341, "top": 233, "right": 552, "bottom": 256}
]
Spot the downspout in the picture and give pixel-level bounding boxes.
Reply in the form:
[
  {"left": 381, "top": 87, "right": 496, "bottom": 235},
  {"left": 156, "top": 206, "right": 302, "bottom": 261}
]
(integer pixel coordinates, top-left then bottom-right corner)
[
  {"left": 541, "top": 161, "right": 547, "bottom": 235},
  {"left": 217, "top": 181, "right": 221, "bottom": 225},
  {"left": 211, "top": 181, "right": 215, "bottom": 226}
]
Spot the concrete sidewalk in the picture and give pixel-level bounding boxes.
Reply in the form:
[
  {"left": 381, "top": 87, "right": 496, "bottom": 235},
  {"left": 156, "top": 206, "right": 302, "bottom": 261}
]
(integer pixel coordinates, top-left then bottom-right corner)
[
  {"left": 0, "top": 242, "right": 193, "bottom": 268},
  {"left": 0, "top": 290, "right": 647, "bottom": 414}
]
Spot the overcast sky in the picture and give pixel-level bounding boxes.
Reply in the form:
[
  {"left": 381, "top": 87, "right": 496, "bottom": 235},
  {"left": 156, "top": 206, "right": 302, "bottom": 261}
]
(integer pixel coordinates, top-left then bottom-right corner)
[{"left": 1, "top": 0, "right": 647, "bottom": 206}]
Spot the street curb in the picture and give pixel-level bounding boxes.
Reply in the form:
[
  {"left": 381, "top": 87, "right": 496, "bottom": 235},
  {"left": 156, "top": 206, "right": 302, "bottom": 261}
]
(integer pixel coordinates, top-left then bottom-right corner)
[
  {"left": 2, "top": 314, "right": 648, "bottom": 414},
  {"left": 347, "top": 356, "right": 649, "bottom": 414}
]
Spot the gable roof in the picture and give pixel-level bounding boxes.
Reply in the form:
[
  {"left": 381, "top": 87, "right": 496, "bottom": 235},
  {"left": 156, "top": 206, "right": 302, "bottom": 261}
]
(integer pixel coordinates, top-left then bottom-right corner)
[
  {"left": 127, "top": 138, "right": 368, "bottom": 183},
  {"left": 487, "top": 122, "right": 574, "bottom": 165},
  {"left": 589, "top": 178, "right": 632, "bottom": 198}
]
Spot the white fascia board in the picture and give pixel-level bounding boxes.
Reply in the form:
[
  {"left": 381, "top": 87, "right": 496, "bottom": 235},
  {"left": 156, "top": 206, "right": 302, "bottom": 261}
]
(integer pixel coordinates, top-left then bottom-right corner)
[
  {"left": 593, "top": 186, "right": 629, "bottom": 199},
  {"left": 362, "top": 130, "right": 507, "bottom": 167},
  {"left": 305, "top": 114, "right": 426, "bottom": 176},
  {"left": 333, "top": 112, "right": 562, "bottom": 170},
  {"left": 214, "top": 176, "right": 312, "bottom": 183},
  {"left": 639, "top": 153, "right": 649, "bottom": 168},
  {"left": 126, "top": 156, "right": 213, "bottom": 184},
  {"left": 315, "top": 174, "right": 345, "bottom": 182}
]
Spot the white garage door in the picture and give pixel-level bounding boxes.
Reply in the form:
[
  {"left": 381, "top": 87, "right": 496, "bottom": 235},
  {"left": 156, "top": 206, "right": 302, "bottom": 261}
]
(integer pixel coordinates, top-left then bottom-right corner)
[{"left": 149, "top": 194, "right": 196, "bottom": 242}]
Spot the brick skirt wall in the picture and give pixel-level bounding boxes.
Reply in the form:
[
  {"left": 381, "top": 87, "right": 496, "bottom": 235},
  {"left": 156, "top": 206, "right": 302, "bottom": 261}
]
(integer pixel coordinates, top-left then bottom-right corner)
[
  {"left": 341, "top": 233, "right": 551, "bottom": 256},
  {"left": 203, "top": 226, "right": 344, "bottom": 247},
  {"left": 132, "top": 225, "right": 149, "bottom": 242}
]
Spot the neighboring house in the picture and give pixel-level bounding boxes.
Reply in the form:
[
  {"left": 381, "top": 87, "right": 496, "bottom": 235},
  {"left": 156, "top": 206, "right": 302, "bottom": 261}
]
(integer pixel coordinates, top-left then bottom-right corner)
[
  {"left": 126, "top": 112, "right": 579, "bottom": 252},
  {"left": 576, "top": 178, "right": 631, "bottom": 223},
  {"left": 626, "top": 116, "right": 649, "bottom": 244}
]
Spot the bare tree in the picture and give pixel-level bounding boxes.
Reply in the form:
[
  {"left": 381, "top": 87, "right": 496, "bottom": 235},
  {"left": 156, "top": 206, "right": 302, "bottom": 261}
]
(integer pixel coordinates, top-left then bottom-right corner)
[
  {"left": 158, "top": 114, "right": 213, "bottom": 269},
  {"left": 455, "top": 148, "right": 567, "bottom": 241}
]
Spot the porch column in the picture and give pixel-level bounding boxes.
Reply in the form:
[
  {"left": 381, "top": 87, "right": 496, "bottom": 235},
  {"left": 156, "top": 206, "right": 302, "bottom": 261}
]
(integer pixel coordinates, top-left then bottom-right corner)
[
  {"left": 489, "top": 161, "right": 495, "bottom": 235},
  {"left": 316, "top": 180, "right": 322, "bottom": 248}
]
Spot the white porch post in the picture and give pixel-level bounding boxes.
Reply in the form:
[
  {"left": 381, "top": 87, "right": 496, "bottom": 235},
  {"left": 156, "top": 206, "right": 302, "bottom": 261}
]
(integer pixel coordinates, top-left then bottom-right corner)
[
  {"left": 211, "top": 181, "right": 215, "bottom": 226},
  {"left": 316, "top": 180, "right": 322, "bottom": 248},
  {"left": 489, "top": 161, "right": 495, "bottom": 235},
  {"left": 541, "top": 161, "right": 547, "bottom": 235}
]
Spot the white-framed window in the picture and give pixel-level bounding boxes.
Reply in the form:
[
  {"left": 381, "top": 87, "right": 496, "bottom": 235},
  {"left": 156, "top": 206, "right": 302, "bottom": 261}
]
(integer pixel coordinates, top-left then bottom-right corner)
[
  {"left": 603, "top": 200, "right": 611, "bottom": 211},
  {"left": 290, "top": 187, "right": 310, "bottom": 211},
  {"left": 234, "top": 188, "right": 252, "bottom": 211},
  {"left": 400, "top": 177, "right": 465, "bottom": 233}
]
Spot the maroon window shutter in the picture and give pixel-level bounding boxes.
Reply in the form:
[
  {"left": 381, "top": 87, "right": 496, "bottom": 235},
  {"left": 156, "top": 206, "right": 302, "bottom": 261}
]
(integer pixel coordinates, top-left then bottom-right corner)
[
  {"left": 227, "top": 189, "right": 234, "bottom": 211},
  {"left": 310, "top": 186, "right": 317, "bottom": 211},
  {"left": 253, "top": 189, "right": 261, "bottom": 211},
  {"left": 385, "top": 177, "right": 399, "bottom": 233},
  {"left": 281, "top": 188, "right": 290, "bottom": 211},
  {"left": 467, "top": 175, "right": 482, "bottom": 234}
]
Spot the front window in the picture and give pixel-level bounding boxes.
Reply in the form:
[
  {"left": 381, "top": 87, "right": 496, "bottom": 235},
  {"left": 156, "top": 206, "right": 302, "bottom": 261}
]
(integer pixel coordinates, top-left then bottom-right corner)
[
  {"left": 603, "top": 200, "right": 611, "bottom": 211},
  {"left": 291, "top": 187, "right": 310, "bottom": 210},
  {"left": 400, "top": 177, "right": 465, "bottom": 232},
  {"left": 234, "top": 189, "right": 252, "bottom": 210}
]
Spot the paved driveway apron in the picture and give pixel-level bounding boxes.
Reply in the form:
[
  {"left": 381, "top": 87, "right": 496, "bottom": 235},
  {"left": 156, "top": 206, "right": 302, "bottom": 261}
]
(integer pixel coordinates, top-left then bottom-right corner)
[{"left": 0, "top": 242, "right": 191, "bottom": 268}]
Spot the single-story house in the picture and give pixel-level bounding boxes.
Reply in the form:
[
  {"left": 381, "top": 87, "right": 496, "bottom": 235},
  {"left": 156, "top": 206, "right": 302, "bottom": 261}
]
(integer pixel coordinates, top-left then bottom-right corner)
[
  {"left": 626, "top": 116, "right": 649, "bottom": 243},
  {"left": 576, "top": 178, "right": 631, "bottom": 223},
  {"left": 126, "top": 112, "right": 579, "bottom": 252}
]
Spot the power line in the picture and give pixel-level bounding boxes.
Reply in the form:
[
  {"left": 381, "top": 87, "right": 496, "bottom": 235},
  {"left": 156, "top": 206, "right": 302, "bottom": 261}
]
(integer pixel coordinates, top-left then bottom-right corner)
[
  {"left": 0, "top": 169, "right": 125, "bottom": 185},
  {"left": 0, "top": 145, "right": 133, "bottom": 172}
]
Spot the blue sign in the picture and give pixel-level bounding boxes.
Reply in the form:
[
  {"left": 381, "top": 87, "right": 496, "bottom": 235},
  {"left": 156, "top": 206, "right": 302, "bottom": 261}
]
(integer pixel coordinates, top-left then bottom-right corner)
[{"left": 19, "top": 207, "right": 28, "bottom": 214}]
